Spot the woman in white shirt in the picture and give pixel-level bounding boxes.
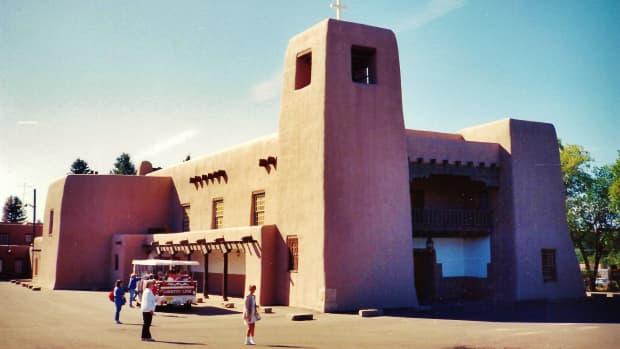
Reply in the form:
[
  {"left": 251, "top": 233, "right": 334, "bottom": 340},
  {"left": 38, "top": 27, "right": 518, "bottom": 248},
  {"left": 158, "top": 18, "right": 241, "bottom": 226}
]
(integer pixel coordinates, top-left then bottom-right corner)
[{"left": 140, "top": 280, "right": 157, "bottom": 341}]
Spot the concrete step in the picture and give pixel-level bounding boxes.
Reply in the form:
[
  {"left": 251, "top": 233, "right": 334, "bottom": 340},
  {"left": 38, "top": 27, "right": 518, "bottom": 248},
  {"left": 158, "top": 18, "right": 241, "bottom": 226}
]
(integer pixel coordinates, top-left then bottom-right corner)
[
  {"left": 289, "top": 313, "right": 314, "bottom": 321},
  {"left": 358, "top": 308, "right": 383, "bottom": 317}
]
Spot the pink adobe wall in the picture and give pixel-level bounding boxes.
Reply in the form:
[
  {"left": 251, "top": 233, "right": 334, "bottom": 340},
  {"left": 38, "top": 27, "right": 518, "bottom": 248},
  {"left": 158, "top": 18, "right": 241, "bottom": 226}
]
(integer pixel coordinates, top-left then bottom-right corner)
[
  {"left": 406, "top": 129, "right": 500, "bottom": 165},
  {"left": 148, "top": 225, "right": 281, "bottom": 305},
  {"left": 460, "top": 119, "right": 583, "bottom": 300},
  {"left": 276, "top": 19, "right": 329, "bottom": 311},
  {"left": 110, "top": 233, "right": 151, "bottom": 288},
  {"left": 37, "top": 175, "right": 175, "bottom": 290},
  {"left": 33, "top": 177, "right": 66, "bottom": 289},
  {"left": 0, "top": 223, "right": 43, "bottom": 280},
  {"left": 150, "top": 135, "right": 279, "bottom": 232},
  {"left": 323, "top": 19, "right": 416, "bottom": 311},
  {"left": 0, "top": 223, "right": 43, "bottom": 241}
]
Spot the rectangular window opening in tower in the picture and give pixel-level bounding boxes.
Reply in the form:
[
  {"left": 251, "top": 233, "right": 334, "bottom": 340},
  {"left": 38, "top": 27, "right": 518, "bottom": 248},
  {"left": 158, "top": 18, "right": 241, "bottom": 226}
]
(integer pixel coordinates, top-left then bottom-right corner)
[
  {"left": 351, "top": 45, "right": 377, "bottom": 85},
  {"left": 295, "top": 50, "right": 312, "bottom": 90}
]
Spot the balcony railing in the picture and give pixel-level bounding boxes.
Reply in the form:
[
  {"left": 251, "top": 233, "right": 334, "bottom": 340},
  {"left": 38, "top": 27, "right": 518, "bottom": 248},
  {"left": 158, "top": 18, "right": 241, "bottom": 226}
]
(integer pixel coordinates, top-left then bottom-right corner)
[{"left": 412, "top": 208, "right": 492, "bottom": 236}]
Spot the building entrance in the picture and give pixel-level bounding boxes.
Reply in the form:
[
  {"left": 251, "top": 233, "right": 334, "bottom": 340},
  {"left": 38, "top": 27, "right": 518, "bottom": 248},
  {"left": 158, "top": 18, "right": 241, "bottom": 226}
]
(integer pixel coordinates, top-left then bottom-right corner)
[{"left": 414, "top": 248, "right": 435, "bottom": 304}]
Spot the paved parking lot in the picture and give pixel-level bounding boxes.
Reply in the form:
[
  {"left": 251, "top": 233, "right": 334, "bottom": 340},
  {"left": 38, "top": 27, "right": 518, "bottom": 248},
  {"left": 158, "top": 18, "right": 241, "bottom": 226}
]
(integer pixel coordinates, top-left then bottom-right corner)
[{"left": 0, "top": 281, "right": 618, "bottom": 349}]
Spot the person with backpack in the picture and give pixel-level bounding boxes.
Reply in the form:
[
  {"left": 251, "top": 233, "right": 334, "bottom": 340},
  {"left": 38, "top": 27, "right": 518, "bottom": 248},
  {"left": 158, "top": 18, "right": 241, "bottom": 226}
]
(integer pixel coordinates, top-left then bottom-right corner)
[{"left": 113, "top": 279, "right": 126, "bottom": 324}]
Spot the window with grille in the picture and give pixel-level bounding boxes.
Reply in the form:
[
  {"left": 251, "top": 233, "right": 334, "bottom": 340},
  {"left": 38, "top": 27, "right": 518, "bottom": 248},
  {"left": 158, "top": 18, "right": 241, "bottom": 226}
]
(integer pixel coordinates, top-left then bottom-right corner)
[
  {"left": 0, "top": 234, "right": 8, "bottom": 245},
  {"left": 181, "top": 204, "right": 191, "bottom": 232},
  {"left": 252, "top": 191, "right": 265, "bottom": 226},
  {"left": 542, "top": 249, "right": 557, "bottom": 282},
  {"left": 287, "top": 236, "right": 298, "bottom": 272},
  {"left": 213, "top": 199, "right": 224, "bottom": 229}
]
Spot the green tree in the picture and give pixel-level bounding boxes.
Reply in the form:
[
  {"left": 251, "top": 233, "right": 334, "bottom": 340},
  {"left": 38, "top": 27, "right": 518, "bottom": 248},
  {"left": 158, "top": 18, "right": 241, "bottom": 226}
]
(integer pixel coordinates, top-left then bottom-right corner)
[
  {"left": 610, "top": 150, "right": 620, "bottom": 214},
  {"left": 110, "top": 153, "right": 137, "bottom": 175},
  {"left": 561, "top": 141, "right": 620, "bottom": 289},
  {"left": 559, "top": 141, "right": 592, "bottom": 197},
  {"left": 2, "top": 196, "right": 27, "bottom": 223},
  {"left": 69, "top": 158, "right": 92, "bottom": 174}
]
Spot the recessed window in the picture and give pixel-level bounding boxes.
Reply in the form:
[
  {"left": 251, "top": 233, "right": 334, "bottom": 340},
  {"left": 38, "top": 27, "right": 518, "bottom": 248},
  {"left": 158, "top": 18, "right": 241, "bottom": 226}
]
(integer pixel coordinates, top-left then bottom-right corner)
[
  {"left": 25, "top": 234, "right": 33, "bottom": 244},
  {"left": 542, "top": 249, "right": 557, "bottom": 282},
  {"left": 114, "top": 254, "right": 119, "bottom": 271},
  {"left": 48, "top": 210, "right": 54, "bottom": 236},
  {"left": 251, "top": 191, "right": 265, "bottom": 226},
  {"left": 15, "top": 259, "right": 24, "bottom": 275},
  {"left": 351, "top": 45, "right": 377, "bottom": 84},
  {"left": 0, "top": 233, "right": 8, "bottom": 245},
  {"left": 295, "top": 50, "right": 312, "bottom": 90},
  {"left": 212, "top": 199, "right": 224, "bottom": 229},
  {"left": 287, "top": 236, "right": 299, "bottom": 272},
  {"left": 181, "top": 204, "right": 191, "bottom": 232}
]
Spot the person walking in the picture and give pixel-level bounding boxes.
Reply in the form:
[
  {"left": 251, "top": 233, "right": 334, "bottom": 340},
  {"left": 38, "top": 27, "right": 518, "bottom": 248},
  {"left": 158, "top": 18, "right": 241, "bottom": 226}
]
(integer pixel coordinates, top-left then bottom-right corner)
[
  {"left": 113, "top": 279, "right": 126, "bottom": 324},
  {"left": 243, "top": 284, "right": 260, "bottom": 345},
  {"left": 140, "top": 280, "right": 157, "bottom": 342},
  {"left": 127, "top": 273, "right": 141, "bottom": 307}
]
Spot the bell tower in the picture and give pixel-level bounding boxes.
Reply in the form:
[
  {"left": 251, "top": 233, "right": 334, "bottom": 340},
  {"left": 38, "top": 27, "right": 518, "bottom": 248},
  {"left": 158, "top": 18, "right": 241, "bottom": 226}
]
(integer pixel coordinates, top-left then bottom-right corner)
[{"left": 276, "top": 19, "right": 418, "bottom": 311}]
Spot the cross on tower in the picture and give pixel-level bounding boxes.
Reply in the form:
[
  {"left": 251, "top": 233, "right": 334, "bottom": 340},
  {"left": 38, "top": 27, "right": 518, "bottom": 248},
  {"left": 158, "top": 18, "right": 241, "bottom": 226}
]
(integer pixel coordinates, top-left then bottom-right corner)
[{"left": 330, "top": 0, "right": 347, "bottom": 20}]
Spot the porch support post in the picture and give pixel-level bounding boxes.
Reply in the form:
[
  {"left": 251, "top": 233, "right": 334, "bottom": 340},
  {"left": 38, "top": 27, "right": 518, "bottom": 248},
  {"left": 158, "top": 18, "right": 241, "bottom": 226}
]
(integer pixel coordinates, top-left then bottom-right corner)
[
  {"left": 222, "top": 251, "right": 229, "bottom": 301},
  {"left": 203, "top": 252, "right": 209, "bottom": 298}
]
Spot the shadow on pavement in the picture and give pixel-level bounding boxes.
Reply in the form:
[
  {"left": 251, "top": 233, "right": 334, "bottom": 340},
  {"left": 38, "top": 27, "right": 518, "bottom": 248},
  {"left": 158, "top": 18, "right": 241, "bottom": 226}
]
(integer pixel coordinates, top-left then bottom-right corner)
[
  {"left": 151, "top": 340, "right": 205, "bottom": 345},
  {"left": 385, "top": 297, "right": 620, "bottom": 324},
  {"left": 189, "top": 306, "right": 241, "bottom": 316}
]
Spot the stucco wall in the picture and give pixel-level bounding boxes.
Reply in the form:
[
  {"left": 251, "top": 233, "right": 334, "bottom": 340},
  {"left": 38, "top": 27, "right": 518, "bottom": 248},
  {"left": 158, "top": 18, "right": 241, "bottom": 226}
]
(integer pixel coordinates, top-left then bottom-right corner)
[
  {"left": 32, "top": 177, "right": 66, "bottom": 289},
  {"left": 460, "top": 118, "right": 584, "bottom": 300},
  {"left": 39, "top": 175, "right": 175, "bottom": 290},
  {"left": 406, "top": 130, "right": 500, "bottom": 165},
  {"left": 150, "top": 135, "right": 279, "bottom": 232},
  {"left": 149, "top": 225, "right": 278, "bottom": 304},
  {"left": 276, "top": 19, "right": 329, "bottom": 311},
  {"left": 321, "top": 20, "right": 417, "bottom": 311}
]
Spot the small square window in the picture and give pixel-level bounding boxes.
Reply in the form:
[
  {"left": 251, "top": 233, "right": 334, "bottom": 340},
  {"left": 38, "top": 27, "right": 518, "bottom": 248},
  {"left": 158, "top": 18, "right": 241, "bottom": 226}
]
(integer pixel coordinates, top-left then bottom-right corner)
[
  {"left": 351, "top": 46, "right": 377, "bottom": 84},
  {"left": 295, "top": 50, "right": 312, "bottom": 90},
  {"left": 0, "top": 233, "right": 8, "bottom": 245},
  {"left": 25, "top": 234, "right": 33, "bottom": 244}
]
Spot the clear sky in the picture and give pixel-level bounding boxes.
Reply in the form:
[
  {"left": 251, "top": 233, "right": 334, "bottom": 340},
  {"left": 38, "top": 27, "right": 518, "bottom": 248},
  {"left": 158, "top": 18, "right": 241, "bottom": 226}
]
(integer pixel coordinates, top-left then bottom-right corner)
[{"left": 1, "top": 0, "right": 619, "bottom": 223}]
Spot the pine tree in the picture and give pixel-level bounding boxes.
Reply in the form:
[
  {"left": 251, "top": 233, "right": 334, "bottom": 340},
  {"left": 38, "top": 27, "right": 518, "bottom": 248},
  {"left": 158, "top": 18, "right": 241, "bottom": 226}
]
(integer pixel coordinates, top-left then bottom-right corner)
[
  {"left": 69, "top": 158, "right": 92, "bottom": 174},
  {"left": 110, "top": 153, "right": 137, "bottom": 175},
  {"left": 2, "top": 196, "right": 27, "bottom": 223}
]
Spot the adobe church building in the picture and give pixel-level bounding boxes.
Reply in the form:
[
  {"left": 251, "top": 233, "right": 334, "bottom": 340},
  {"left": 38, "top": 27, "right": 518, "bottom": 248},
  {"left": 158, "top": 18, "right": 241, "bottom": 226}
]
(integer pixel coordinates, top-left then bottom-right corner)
[{"left": 32, "top": 19, "right": 584, "bottom": 312}]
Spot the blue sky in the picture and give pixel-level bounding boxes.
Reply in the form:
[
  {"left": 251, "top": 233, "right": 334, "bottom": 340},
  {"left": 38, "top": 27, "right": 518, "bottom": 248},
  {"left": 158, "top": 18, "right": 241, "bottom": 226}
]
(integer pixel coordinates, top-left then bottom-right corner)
[{"left": 1, "top": 0, "right": 619, "bottom": 222}]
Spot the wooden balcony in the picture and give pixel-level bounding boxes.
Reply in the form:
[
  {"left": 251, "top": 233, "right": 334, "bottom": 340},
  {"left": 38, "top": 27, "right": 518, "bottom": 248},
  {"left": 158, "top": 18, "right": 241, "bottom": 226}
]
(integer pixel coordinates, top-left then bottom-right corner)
[{"left": 412, "top": 208, "right": 492, "bottom": 237}]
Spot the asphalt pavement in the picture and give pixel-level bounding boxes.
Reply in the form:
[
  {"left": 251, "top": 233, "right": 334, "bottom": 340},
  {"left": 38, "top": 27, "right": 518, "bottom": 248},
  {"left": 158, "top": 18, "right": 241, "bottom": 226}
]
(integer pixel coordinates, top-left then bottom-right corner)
[{"left": 0, "top": 281, "right": 618, "bottom": 349}]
